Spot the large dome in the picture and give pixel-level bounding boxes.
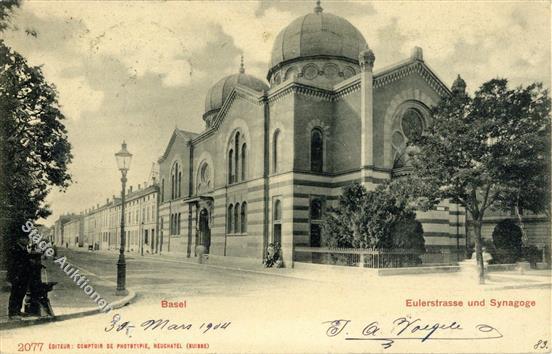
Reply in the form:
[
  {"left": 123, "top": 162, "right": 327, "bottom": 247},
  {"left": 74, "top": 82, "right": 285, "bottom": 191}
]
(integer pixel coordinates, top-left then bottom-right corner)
[
  {"left": 205, "top": 65, "right": 268, "bottom": 114},
  {"left": 269, "top": 4, "right": 367, "bottom": 79}
]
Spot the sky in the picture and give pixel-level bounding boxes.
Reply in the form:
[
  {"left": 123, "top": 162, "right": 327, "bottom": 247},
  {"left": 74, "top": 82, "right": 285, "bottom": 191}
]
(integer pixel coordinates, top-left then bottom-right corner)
[{"left": 1, "top": 0, "right": 550, "bottom": 226}]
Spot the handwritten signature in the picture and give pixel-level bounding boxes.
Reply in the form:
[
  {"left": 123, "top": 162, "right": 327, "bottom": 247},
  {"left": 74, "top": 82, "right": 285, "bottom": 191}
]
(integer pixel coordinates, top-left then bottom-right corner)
[
  {"left": 105, "top": 314, "right": 231, "bottom": 338},
  {"left": 323, "top": 316, "right": 502, "bottom": 349}
]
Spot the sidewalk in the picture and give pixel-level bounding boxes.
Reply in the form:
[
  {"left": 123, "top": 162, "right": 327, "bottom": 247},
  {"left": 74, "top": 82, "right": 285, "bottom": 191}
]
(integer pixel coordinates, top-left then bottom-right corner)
[
  {"left": 80, "top": 247, "right": 552, "bottom": 290},
  {"left": 0, "top": 253, "right": 135, "bottom": 330}
]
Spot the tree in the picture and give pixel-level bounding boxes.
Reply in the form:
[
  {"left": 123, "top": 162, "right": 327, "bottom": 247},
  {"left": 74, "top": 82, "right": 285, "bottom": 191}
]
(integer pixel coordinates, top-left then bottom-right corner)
[
  {"left": 0, "top": 0, "right": 20, "bottom": 32},
  {"left": 0, "top": 39, "right": 73, "bottom": 278},
  {"left": 490, "top": 86, "right": 551, "bottom": 243},
  {"left": 321, "top": 182, "right": 425, "bottom": 255},
  {"left": 491, "top": 219, "right": 523, "bottom": 264},
  {"left": 408, "top": 78, "right": 550, "bottom": 283}
]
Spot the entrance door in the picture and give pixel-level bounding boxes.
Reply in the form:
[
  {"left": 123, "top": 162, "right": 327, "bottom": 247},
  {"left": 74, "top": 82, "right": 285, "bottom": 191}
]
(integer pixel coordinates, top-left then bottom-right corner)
[{"left": 199, "top": 209, "right": 211, "bottom": 253}]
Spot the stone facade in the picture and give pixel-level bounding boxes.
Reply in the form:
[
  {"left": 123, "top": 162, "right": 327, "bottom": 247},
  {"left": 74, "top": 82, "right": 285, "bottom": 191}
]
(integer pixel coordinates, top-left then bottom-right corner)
[{"left": 154, "top": 5, "right": 471, "bottom": 266}]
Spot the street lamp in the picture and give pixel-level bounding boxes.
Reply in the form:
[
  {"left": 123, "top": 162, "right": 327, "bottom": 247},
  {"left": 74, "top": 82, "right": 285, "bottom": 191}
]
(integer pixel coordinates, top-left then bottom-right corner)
[{"left": 115, "top": 141, "right": 132, "bottom": 296}]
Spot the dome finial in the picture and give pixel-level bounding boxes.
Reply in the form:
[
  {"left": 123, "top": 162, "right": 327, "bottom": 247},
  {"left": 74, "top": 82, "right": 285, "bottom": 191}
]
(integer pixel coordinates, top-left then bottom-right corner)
[
  {"left": 314, "top": 0, "right": 323, "bottom": 13},
  {"left": 239, "top": 54, "right": 245, "bottom": 74}
]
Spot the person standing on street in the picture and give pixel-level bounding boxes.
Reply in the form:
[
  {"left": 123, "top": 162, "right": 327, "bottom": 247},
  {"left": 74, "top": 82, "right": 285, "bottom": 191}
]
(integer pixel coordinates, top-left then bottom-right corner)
[{"left": 7, "top": 234, "right": 31, "bottom": 320}]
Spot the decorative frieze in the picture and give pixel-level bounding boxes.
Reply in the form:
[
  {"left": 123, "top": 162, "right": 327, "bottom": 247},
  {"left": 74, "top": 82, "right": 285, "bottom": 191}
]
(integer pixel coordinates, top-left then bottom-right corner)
[{"left": 374, "top": 61, "right": 450, "bottom": 97}]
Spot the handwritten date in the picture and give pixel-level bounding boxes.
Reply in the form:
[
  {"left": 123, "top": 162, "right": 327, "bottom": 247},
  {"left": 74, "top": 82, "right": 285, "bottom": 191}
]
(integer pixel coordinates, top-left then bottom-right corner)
[{"left": 105, "top": 314, "right": 231, "bottom": 338}]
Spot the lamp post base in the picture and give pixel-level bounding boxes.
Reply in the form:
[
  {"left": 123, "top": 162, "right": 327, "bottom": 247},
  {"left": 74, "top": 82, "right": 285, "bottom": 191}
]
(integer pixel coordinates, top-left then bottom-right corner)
[
  {"left": 116, "top": 253, "right": 126, "bottom": 296},
  {"left": 115, "top": 289, "right": 129, "bottom": 296}
]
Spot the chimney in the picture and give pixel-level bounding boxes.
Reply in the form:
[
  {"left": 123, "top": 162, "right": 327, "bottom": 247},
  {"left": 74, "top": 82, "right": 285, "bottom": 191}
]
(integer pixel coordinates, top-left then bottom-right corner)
[
  {"left": 106, "top": 198, "right": 109, "bottom": 204},
  {"left": 138, "top": 184, "right": 141, "bottom": 190},
  {"left": 128, "top": 186, "right": 133, "bottom": 194}
]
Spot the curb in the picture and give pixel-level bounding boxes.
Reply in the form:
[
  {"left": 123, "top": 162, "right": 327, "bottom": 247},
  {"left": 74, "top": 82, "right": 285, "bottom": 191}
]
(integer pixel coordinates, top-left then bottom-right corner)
[
  {"left": 0, "top": 288, "right": 136, "bottom": 331},
  {"left": 484, "top": 282, "right": 551, "bottom": 291}
]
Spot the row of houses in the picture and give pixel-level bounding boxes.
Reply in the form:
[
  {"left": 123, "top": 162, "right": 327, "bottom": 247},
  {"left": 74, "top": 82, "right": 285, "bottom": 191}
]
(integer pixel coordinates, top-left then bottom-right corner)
[{"left": 53, "top": 183, "right": 161, "bottom": 255}]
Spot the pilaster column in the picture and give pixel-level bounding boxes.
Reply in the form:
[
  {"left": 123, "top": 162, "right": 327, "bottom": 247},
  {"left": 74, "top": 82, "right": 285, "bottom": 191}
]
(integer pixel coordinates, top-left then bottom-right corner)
[{"left": 359, "top": 48, "right": 376, "bottom": 189}]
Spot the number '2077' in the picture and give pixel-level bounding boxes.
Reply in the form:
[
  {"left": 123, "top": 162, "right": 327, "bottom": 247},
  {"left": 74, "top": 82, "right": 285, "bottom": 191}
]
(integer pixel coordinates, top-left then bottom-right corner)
[{"left": 17, "top": 343, "right": 44, "bottom": 351}]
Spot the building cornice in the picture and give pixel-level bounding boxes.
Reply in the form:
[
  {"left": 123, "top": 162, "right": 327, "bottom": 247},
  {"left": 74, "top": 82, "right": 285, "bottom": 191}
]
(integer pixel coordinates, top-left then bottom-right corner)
[
  {"left": 192, "top": 85, "right": 264, "bottom": 145},
  {"left": 373, "top": 60, "right": 451, "bottom": 97},
  {"left": 191, "top": 58, "right": 451, "bottom": 145}
]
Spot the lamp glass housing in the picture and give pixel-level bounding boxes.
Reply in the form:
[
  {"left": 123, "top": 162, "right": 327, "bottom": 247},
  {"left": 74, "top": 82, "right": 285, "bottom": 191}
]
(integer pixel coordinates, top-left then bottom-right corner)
[{"left": 115, "top": 141, "right": 132, "bottom": 172}]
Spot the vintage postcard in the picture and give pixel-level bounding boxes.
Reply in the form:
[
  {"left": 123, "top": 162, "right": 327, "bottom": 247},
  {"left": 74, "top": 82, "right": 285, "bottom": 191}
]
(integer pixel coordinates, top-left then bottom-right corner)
[{"left": 0, "top": 0, "right": 550, "bottom": 353}]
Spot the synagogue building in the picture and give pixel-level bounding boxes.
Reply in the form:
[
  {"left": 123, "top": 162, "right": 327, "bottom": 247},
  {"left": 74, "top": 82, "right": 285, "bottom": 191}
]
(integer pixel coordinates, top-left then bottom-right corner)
[{"left": 155, "top": 2, "right": 467, "bottom": 266}]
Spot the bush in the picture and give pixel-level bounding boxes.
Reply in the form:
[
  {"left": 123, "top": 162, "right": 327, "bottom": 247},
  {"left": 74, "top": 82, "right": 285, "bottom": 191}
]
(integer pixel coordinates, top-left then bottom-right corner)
[
  {"left": 321, "top": 182, "right": 424, "bottom": 252},
  {"left": 492, "top": 219, "right": 523, "bottom": 264},
  {"left": 390, "top": 219, "right": 425, "bottom": 252}
]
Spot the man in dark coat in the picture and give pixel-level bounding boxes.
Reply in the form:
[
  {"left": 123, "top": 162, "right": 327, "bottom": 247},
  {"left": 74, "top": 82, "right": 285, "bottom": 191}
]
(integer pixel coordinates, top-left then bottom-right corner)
[{"left": 7, "top": 234, "right": 31, "bottom": 319}]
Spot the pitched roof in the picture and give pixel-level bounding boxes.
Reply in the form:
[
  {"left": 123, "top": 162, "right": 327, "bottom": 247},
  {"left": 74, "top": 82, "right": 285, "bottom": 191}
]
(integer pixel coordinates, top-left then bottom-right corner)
[{"left": 158, "top": 128, "right": 199, "bottom": 163}]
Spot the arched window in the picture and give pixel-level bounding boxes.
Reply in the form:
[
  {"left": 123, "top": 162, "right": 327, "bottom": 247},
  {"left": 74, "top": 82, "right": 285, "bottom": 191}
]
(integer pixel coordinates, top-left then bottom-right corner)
[
  {"left": 169, "top": 214, "right": 173, "bottom": 234},
  {"left": 274, "top": 199, "right": 282, "bottom": 221},
  {"left": 310, "top": 198, "right": 323, "bottom": 220},
  {"left": 273, "top": 199, "right": 282, "bottom": 245},
  {"left": 273, "top": 130, "right": 280, "bottom": 173},
  {"left": 311, "top": 128, "right": 323, "bottom": 172},
  {"left": 197, "top": 162, "right": 211, "bottom": 194},
  {"left": 241, "top": 143, "right": 247, "bottom": 181},
  {"left": 177, "top": 171, "right": 182, "bottom": 198},
  {"left": 228, "top": 149, "right": 234, "bottom": 184},
  {"left": 234, "top": 132, "right": 240, "bottom": 182},
  {"left": 234, "top": 202, "right": 240, "bottom": 233},
  {"left": 241, "top": 202, "right": 247, "bottom": 233},
  {"left": 173, "top": 213, "right": 177, "bottom": 235},
  {"left": 200, "top": 163, "right": 209, "bottom": 183},
  {"left": 171, "top": 162, "right": 180, "bottom": 199},
  {"left": 227, "top": 204, "right": 233, "bottom": 233},
  {"left": 170, "top": 175, "right": 174, "bottom": 200}
]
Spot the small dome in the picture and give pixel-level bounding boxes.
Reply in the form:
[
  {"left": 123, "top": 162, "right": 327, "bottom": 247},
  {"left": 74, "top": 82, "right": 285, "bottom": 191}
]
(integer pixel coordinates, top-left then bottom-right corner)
[
  {"left": 204, "top": 61, "right": 268, "bottom": 114},
  {"left": 269, "top": 3, "right": 367, "bottom": 79},
  {"left": 451, "top": 74, "right": 466, "bottom": 95}
]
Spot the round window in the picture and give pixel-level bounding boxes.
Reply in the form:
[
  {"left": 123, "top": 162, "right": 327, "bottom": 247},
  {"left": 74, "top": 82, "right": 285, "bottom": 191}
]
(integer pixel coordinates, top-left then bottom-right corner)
[
  {"left": 342, "top": 66, "right": 356, "bottom": 79},
  {"left": 401, "top": 109, "right": 424, "bottom": 140},
  {"left": 323, "top": 63, "right": 338, "bottom": 79},
  {"left": 303, "top": 64, "right": 319, "bottom": 80}
]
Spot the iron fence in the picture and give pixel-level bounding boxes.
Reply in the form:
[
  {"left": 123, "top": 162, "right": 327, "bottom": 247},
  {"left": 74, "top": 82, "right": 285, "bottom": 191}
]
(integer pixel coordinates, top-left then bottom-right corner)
[{"left": 294, "top": 246, "right": 463, "bottom": 268}]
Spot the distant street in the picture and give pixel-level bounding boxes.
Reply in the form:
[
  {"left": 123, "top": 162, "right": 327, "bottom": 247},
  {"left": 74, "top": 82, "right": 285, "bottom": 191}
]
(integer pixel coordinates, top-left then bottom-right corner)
[{"left": 1, "top": 250, "right": 550, "bottom": 354}]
